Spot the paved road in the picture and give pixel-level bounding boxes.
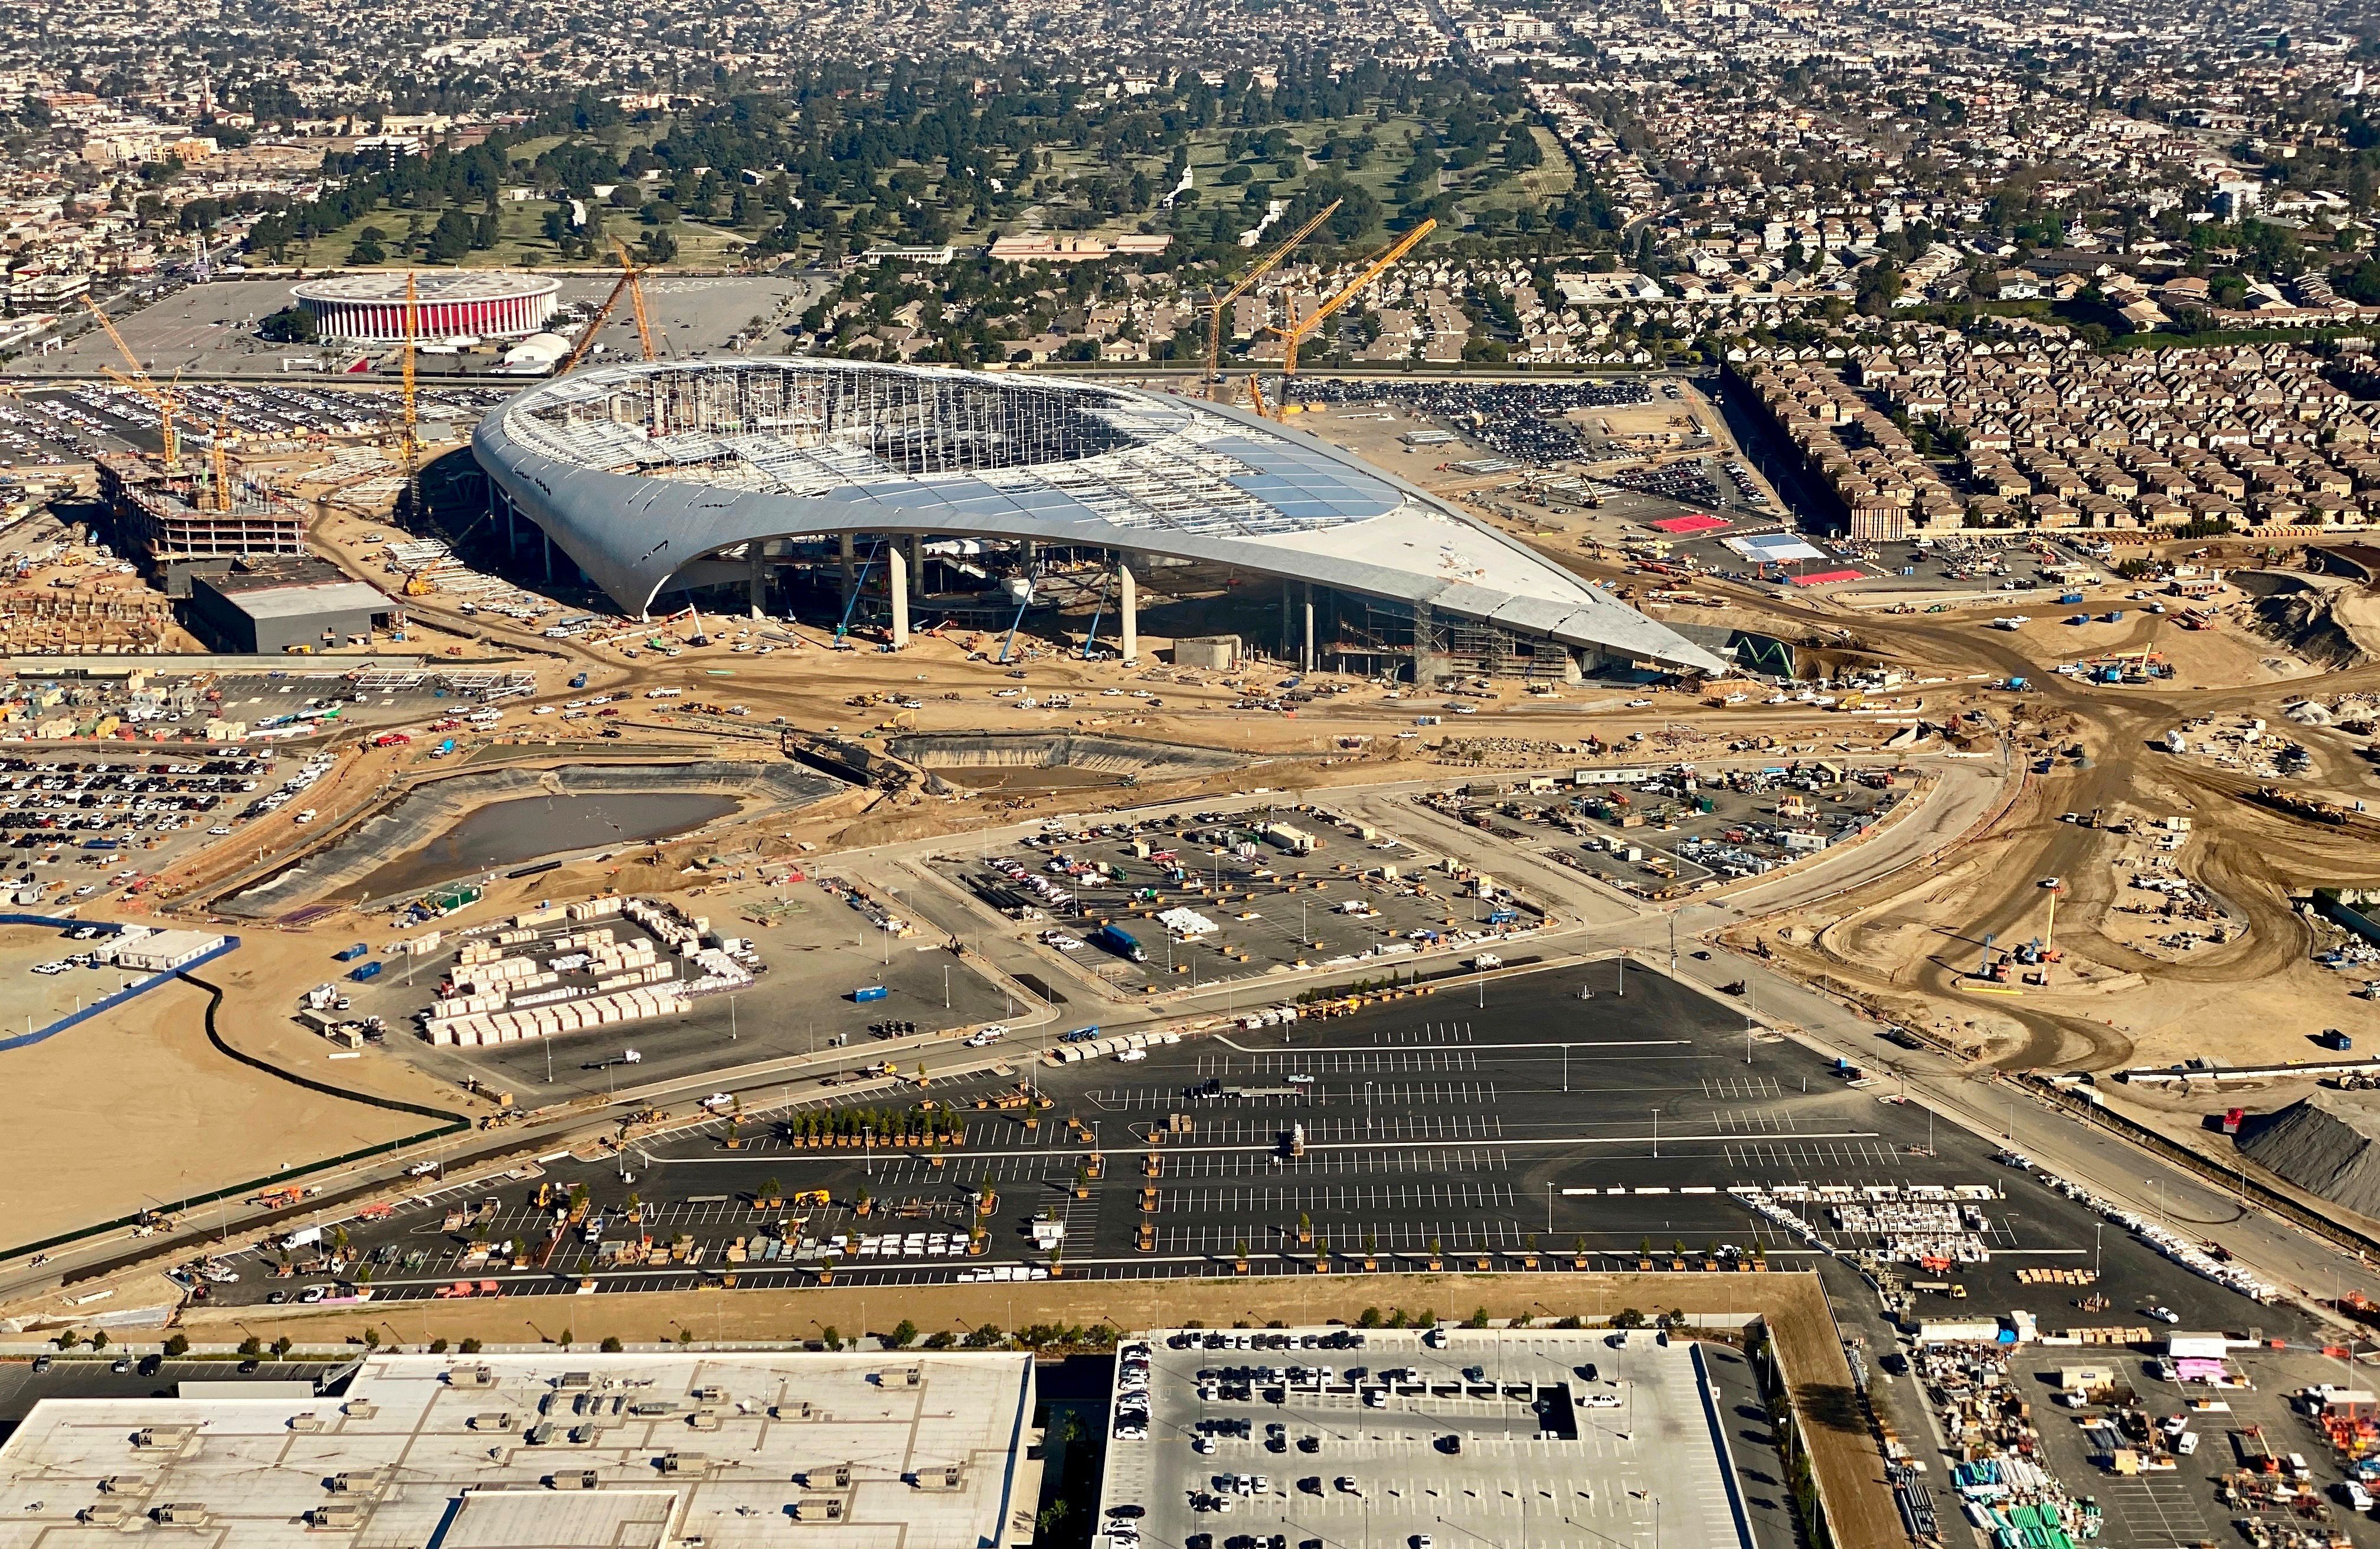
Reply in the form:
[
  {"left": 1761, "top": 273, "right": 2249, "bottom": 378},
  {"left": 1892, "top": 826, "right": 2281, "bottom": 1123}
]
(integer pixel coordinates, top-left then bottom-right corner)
[{"left": 28, "top": 744, "right": 2376, "bottom": 1336}]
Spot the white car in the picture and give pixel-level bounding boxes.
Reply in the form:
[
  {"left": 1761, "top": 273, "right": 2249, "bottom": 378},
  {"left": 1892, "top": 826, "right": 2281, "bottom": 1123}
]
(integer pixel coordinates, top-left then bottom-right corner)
[
  {"left": 2149, "top": 1306, "right": 2179, "bottom": 1324},
  {"left": 1626, "top": 698, "right": 1652, "bottom": 708},
  {"left": 1581, "top": 1392, "right": 1623, "bottom": 1409},
  {"left": 1115, "top": 1048, "right": 1147, "bottom": 1063}
]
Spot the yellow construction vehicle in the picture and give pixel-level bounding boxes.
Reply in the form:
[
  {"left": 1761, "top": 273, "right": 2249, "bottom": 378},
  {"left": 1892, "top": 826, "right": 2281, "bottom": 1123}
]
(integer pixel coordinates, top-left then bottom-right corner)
[
  {"left": 1204, "top": 198, "right": 1340, "bottom": 401},
  {"left": 1263, "top": 218, "right": 1435, "bottom": 419}
]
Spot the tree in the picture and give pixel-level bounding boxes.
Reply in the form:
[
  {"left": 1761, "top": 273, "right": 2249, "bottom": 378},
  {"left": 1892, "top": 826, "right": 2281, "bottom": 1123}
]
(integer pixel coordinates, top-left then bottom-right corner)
[
  {"left": 459, "top": 1337, "right": 483, "bottom": 1354},
  {"left": 600, "top": 1335, "right": 623, "bottom": 1352},
  {"left": 163, "top": 1334, "right": 189, "bottom": 1358},
  {"left": 238, "top": 1335, "right": 262, "bottom": 1356},
  {"left": 1466, "top": 1306, "right": 1492, "bottom": 1328},
  {"left": 891, "top": 1318, "right": 918, "bottom": 1348},
  {"left": 90, "top": 1330, "right": 109, "bottom": 1351},
  {"left": 271, "top": 1336, "right": 294, "bottom": 1358},
  {"left": 259, "top": 306, "right": 316, "bottom": 344},
  {"left": 558, "top": 1329, "right": 574, "bottom": 1349}
]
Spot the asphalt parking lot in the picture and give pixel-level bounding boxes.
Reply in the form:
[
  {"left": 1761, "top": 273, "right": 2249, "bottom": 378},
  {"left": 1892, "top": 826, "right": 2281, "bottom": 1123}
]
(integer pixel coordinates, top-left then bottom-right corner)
[
  {"left": 186, "top": 965, "right": 2329, "bottom": 1348},
  {"left": 1423, "top": 763, "right": 1901, "bottom": 895},
  {"left": 1283, "top": 378, "right": 1655, "bottom": 469},
  {"left": 1097, "top": 1325, "right": 1748, "bottom": 1549},
  {"left": 13, "top": 274, "right": 822, "bottom": 385},
  {"left": 931, "top": 804, "right": 1549, "bottom": 996},
  {"left": 350, "top": 879, "right": 1019, "bottom": 1104}
]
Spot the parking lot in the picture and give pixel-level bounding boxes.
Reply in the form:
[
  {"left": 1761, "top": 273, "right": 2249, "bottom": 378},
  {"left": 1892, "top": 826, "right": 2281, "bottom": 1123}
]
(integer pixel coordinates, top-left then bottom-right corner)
[
  {"left": 1283, "top": 378, "right": 1656, "bottom": 470},
  {"left": 179, "top": 963, "right": 2330, "bottom": 1359},
  {"left": 1419, "top": 762, "right": 1902, "bottom": 897},
  {"left": 932, "top": 805, "right": 1553, "bottom": 999},
  {"left": 334, "top": 874, "right": 1019, "bottom": 1104},
  {"left": 8, "top": 274, "right": 822, "bottom": 386},
  {"left": 0, "top": 745, "right": 286, "bottom": 905},
  {"left": 1901, "top": 1336, "right": 2380, "bottom": 1549},
  {"left": 1096, "top": 1325, "right": 1748, "bottom": 1549}
]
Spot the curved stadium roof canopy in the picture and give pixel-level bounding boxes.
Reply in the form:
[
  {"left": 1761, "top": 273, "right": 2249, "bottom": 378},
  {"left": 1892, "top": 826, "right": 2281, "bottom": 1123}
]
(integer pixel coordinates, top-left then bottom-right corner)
[{"left": 473, "top": 360, "right": 1728, "bottom": 676}]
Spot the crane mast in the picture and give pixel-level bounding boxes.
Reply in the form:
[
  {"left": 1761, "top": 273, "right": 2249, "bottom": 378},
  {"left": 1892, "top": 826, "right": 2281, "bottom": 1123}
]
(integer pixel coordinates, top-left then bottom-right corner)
[{"left": 1203, "top": 199, "right": 1341, "bottom": 400}]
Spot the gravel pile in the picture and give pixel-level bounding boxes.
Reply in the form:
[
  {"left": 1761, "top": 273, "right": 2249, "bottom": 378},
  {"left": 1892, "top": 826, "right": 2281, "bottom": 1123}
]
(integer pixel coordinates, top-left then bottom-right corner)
[{"left": 2238, "top": 1089, "right": 2380, "bottom": 1217}]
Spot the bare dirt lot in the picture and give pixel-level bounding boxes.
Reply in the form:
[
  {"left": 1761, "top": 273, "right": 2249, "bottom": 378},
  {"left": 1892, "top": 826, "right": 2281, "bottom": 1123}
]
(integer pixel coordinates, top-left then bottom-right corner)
[{"left": 0, "top": 973, "right": 419, "bottom": 1249}]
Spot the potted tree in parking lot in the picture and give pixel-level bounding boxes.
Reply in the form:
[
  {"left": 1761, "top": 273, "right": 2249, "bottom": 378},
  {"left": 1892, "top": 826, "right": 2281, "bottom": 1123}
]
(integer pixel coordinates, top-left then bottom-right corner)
[
  {"left": 1669, "top": 1239, "right": 1688, "bottom": 1272},
  {"left": 1428, "top": 1236, "right": 1443, "bottom": 1272},
  {"left": 1235, "top": 1237, "right": 1250, "bottom": 1276},
  {"left": 1363, "top": 1230, "right": 1379, "bottom": 1273},
  {"left": 1521, "top": 1234, "right": 1538, "bottom": 1272},
  {"left": 1572, "top": 1234, "right": 1590, "bottom": 1272},
  {"left": 1637, "top": 1236, "right": 1655, "bottom": 1272},
  {"left": 1297, "top": 1211, "right": 1313, "bottom": 1247},
  {"left": 1313, "top": 1236, "right": 1330, "bottom": 1275},
  {"left": 1074, "top": 1162, "right": 1091, "bottom": 1201},
  {"left": 758, "top": 1177, "right": 783, "bottom": 1211}
]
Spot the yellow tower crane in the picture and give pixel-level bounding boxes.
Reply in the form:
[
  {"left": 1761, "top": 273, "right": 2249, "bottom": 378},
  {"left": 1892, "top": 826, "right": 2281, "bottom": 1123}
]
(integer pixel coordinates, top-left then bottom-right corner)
[
  {"left": 1261, "top": 218, "right": 1436, "bottom": 421},
  {"left": 1203, "top": 199, "right": 1341, "bottom": 401},
  {"left": 210, "top": 416, "right": 235, "bottom": 513},
  {"left": 399, "top": 270, "right": 421, "bottom": 521},
  {"left": 554, "top": 240, "right": 663, "bottom": 377},
  {"left": 81, "top": 296, "right": 182, "bottom": 467},
  {"left": 617, "top": 237, "right": 660, "bottom": 361}
]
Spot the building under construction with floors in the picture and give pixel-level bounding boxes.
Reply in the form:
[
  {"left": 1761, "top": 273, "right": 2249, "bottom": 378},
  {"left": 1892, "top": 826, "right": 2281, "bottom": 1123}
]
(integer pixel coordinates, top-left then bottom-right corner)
[{"left": 96, "top": 453, "right": 308, "bottom": 575}]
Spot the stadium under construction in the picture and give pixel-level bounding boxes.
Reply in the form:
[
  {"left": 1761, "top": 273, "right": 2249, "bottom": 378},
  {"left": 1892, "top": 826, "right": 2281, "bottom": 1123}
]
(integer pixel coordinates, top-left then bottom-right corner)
[{"left": 472, "top": 360, "right": 1728, "bottom": 680}]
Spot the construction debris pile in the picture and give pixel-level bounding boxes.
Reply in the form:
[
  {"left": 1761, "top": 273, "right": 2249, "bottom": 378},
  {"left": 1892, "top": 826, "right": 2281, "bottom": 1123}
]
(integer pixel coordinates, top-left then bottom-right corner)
[
  {"left": 2217, "top": 1420, "right": 2349, "bottom": 1547},
  {"left": 1920, "top": 1342, "right": 2104, "bottom": 1545}
]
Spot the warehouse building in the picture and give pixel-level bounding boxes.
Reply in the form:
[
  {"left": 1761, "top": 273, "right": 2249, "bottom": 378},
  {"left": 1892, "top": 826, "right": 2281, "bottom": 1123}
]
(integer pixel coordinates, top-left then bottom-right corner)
[
  {"left": 184, "top": 557, "right": 398, "bottom": 654},
  {"left": 0, "top": 1351, "right": 1040, "bottom": 1548}
]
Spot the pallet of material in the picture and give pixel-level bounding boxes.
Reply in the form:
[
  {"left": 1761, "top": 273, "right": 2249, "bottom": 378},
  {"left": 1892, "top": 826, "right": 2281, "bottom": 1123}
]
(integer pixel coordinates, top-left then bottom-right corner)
[
  {"left": 2061, "top": 1325, "right": 2155, "bottom": 1344},
  {"left": 2015, "top": 1267, "right": 2098, "bottom": 1285}
]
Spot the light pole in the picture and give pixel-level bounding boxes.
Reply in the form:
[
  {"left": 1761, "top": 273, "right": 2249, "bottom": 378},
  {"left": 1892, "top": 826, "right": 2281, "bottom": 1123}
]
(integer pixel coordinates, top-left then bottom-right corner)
[{"left": 1650, "top": 1106, "right": 1659, "bottom": 1159}]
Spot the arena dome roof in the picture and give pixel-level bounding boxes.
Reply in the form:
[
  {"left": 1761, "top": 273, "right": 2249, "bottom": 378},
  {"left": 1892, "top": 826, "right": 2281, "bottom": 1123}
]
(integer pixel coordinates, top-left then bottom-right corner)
[{"left": 473, "top": 359, "right": 1728, "bottom": 674}]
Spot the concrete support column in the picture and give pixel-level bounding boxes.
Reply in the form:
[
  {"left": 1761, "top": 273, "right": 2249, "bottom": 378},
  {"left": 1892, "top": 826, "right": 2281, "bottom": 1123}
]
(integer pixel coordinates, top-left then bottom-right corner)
[
  {"left": 838, "top": 532, "right": 856, "bottom": 603},
  {"left": 1302, "top": 582, "right": 1315, "bottom": 672},
  {"left": 887, "top": 547, "right": 910, "bottom": 649},
  {"left": 746, "top": 548, "right": 767, "bottom": 619},
  {"left": 1411, "top": 600, "right": 1437, "bottom": 687},
  {"left": 1283, "top": 577, "right": 1295, "bottom": 659},
  {"left": 542, "top": 527, "right": 555, "bottom": 585},
  {"left": 905, "top": 534, "right": 925, "bottom": 594},
  {"left": 501, "top": 488, "right": 515, "bottom": 552},
  {"left": 1118, "top": 561, "right": 1137, "bottom": 665}
]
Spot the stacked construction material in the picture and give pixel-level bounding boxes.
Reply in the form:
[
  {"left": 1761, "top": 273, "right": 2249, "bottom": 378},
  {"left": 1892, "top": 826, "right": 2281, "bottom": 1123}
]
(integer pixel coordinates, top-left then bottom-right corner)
[{"left": 423, "top": 986, "right": 688, "bottom": 1045}]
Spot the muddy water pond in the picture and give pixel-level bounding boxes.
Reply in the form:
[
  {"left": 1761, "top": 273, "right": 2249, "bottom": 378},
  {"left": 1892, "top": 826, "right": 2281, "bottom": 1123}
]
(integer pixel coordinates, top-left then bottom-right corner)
[{"left": 348, "top": 790, "right": 739, "bottom": 898}]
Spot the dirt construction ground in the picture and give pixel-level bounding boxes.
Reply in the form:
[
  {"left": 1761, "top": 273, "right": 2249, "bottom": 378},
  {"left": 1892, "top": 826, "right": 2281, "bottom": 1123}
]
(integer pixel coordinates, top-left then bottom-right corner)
[{"left": 0, "top": 975, "right": 418, "bottom": 1249}]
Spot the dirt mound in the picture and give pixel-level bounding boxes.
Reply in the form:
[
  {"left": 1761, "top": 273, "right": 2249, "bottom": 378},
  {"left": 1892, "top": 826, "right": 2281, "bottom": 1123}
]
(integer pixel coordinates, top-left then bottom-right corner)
[
  {"left": 2238, "top": 1089, "right": 2380, "bottom": 1216},
  {"left": 2246, "top": 588, "right": 2375, "bottom": 670}
]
